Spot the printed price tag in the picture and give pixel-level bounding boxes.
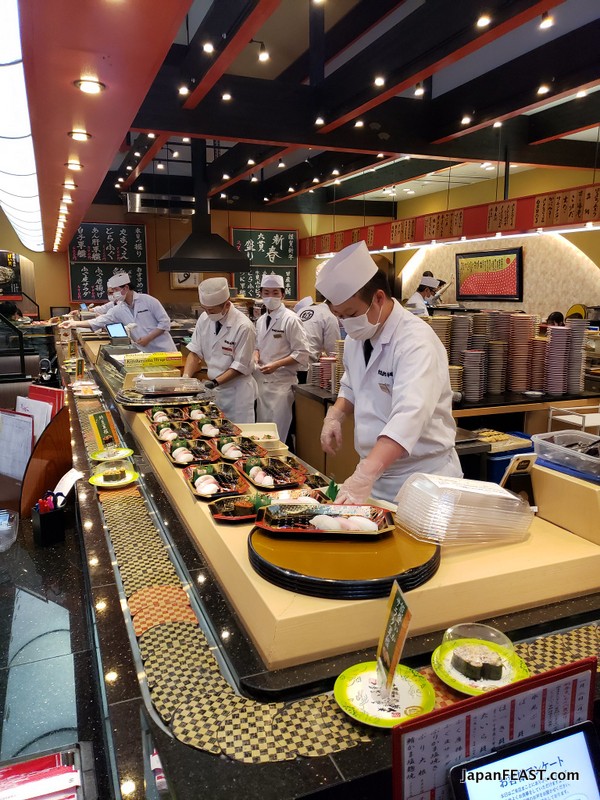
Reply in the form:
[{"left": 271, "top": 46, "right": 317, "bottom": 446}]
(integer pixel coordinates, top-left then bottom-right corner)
[{"left": 377, "top": 580, "right": 412, "bottom": 690}]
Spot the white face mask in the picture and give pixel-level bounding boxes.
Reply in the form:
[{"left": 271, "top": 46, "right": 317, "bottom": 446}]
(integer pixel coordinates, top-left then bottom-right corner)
[
  {"left": 206, "top": 304, "right": 228, "bottom": 322},
  {"left": 263, "top": 296, "right": 282, "bottom": 312},
  {"left": 341, "top": 297, "right": 382, "bottom": 341},
  {"left": 109, "top": 289, "right": 126, "bottom": 303}
]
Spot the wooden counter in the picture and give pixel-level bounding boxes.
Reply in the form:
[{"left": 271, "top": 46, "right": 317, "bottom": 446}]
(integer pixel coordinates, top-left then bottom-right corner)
[{"left": 85, "top": 339, "right": 600, "bottom": 671}]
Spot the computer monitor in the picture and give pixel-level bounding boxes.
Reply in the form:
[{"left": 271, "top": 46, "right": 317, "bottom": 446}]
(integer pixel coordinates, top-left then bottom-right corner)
[
  {"left": 449, "top": 721, "right": 600, "bottom": 800},
  {"left": 50, "top": 306, "right": 72, "bottom": 317},
  {"left": 106, "top": 322, "right": 130, "bottom": 345}
]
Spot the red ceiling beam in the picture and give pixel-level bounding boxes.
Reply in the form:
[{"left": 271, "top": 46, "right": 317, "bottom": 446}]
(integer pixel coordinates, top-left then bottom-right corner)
[
  {"left": 183, "top": 0, "right": 281, "bottom": 110},
  {"left": 318, "top": 0, "right": 564, "bottom": 135}
]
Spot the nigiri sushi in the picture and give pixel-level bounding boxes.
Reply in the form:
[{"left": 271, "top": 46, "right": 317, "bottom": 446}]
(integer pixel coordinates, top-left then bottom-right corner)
[
  {"left": 346, "top": 515, "right": 379, "bottom": 531},
  {"left": 158, "top": 428, "right": 177, "bottom": 441},
  {"left": 254, "top": 470, "right": 274, "bottom": 487},
  {"left": 189, "top": 408, "right": 204, "bottom": 420},
  {"left": 309, "top": 515, "right": 344, "bottom": 531},
  {"left": 200, "top": 423, "right": 219, "bottom": 437},
  {"left": 196, "top": 481, "right": 219, "bottom": 495},
  {"left": 249, "top": 466, "right": 262, "bottom": 480},
  {"left": 152, "top": 411, "right": 169, "bottom": 423},
  {"left": 172, "top": 447, "right": 194, "bottom": 464}
]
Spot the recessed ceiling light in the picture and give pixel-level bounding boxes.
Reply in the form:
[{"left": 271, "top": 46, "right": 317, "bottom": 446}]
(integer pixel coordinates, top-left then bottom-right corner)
[
  {"left": 182, "top": 137, "right": 190, "bottom": 143},
  {"left": 178, "top": 85, "right": 190, "bottom": 96},
  {"left": 288, "top": 186, "right": 294, "bottom": 192},
  {"left": 59, "top": 213, "right": 67, "bottom": 220},
  {"left": 576, "top": 90, "right": 587, "bottom": 98},
  {"left": 332, "top": 168, "right": 340, "bottom": 175},
  {"left": 250, "top": 174, "right": 258, "bottom": 182},
  {"left": 138, "top": 186, "right": 144, "bottom": 191},
  {"left": 539, "top": 11, "right": 554, "bottom": 29},
  {"left": 263, "top": 196, "right": 269, "bottom": 202},
  {"left": 114, "top": 183, "right": 120, "bottom": 189},
  {"left": 65, "top": 160, "right": 82, "bottom": 170},
  {"left": 220, "top": 193, "right": 227, "bottom": 199},
  {"left": 374, "top": 76, "right": 385, "bottom": 87},
  {"left": 377, "top": 153, "right": 385, "bottom": 159},
  {"left": 157, "top": 161, "right": 164, "bottom": 170},
  {"left": 354, "top": 120, "right": 364, "bottom": 128},
  {"left": 63, "top": 180, "right": 77, "bottom": 189},
  {"left": 222, "top": 173, "right": 230, "bottom": 180},
  {"left": 247, "top": 158, "right": 256, "bottom": 166},
  {"left": 312, "top": 177, "right": 319, "bottom": 183},
  {"left": 222, "top": 92, "right": 232, "bottom": 101},
  {"left": 68, "top": 129, "right": 91, "bottom": 141},
  {"left": 134, "top": 151, "right": 141, "bottom": 158},
  {"left": 414, "top": 82, "right": 425, "bottom": 97},
  {"left": 493, "top": 121, "right": 502, "bottom": 128},
  {"left": 461, "top": 115, "right": 471, "bottom": 125},
  {"left": 60, "top": 205, "right": 68, "bottom": 213},
  {"left": 203, "top": 42, "right": 214, "bottom": 53},
  {"left": 126, "top": 165, "right": 133, "bottom": 171},
  {"left": 147, "top": 132, "right": 155, "bottom": 139},
  {"left": 62, "top": 194, "right": 72, "bottom": 203},
  {"left": 74, "top": 78, "right": 105, "bottom": 94},
  {"left": 476, "top": 13, "right": 491, "bottom": 28},
  {"left": 278, "top": 159, "right": 285, "bottom": 168},
  {"left": 315, "top": 116, "right": 325, "bottom": 126},
  {"left": 537, "top": 84, "right": 550, "bottom": 95}
]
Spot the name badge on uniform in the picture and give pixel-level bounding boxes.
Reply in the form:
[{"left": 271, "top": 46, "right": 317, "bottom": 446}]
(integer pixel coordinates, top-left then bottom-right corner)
[
  {"left": 378, "top": 383, "right": 392, "bottom": 395},
  {"left": 273, "top": 333, "right": 282, "bottom": 338}
]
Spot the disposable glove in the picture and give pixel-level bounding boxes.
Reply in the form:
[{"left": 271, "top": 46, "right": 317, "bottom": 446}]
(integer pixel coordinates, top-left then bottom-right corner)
[
  {"left": 320, "top": 406, "right": 345, "bottom": 455},
  {"left": 335, "top": 459, "right": 385, "bottom": 505},
  {"left": 205, "top": 379, "right": 218, "bottom": 390}
]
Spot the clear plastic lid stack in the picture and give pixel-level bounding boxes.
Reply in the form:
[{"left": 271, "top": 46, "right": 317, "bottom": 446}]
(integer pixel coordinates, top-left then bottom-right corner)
[{"left": 395, "top": 473, "right": 533, "bottom": 546}]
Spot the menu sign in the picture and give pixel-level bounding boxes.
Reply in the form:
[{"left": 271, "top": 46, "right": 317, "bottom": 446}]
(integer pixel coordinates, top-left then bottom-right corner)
[
  {"left": 68, "top": 223, "right": 148, "bottom": 302},
  {"left": 231, "top": 227, "right": 298, "bottom": 298},
  {"left": 0, "top": 251, "right": 23, "bottom": 298},
  {"left": 234, "top": 267, "right": 297, "bottom": 299}
]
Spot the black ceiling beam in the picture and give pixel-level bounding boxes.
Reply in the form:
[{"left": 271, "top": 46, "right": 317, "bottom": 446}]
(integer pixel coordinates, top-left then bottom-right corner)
[
  {"left": 427, "top": 20, "right": 600, "bottom": 142},
  {"left": 315, "top": 0, "right": 561, "bottom": 131},
  {"left": 206, "top": 142, "right": 285, "bottom": 190},
  {"left": 528, "top": 91, "right": 600, "bottom": 144}
]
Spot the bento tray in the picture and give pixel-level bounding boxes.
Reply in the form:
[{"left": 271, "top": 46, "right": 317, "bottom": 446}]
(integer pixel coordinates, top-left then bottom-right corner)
[
  {"left": 162, "top": 438, "right": 220, "bottom": 466},
  {"left": 116, "top": 390, "right": 199, "bottom": 409},
  {"left": 208, "top": 488, "right": 328, "bottom": 524},
  {"left": 145, "top": 406, "right": 189, "bottom": 423},
  {"left": 301, "top": 470, "right": 331, "bottom": 490},
  {"left": 187, "top": 403, "right": 224, "bottom": 421},
  {"left": 195, "top": 418, "right": 242, "bottom": 439},
  {"left": 214, "top": 437, "right": 268, "bottom": 460},
  {"left": 151, "top": 420, "right": 201, "bottom": 441},
  {"left": 234, "top": 457, "right": 306, "bottom": 490},
  {"left": 255, "top": 503, "right": 394, "bottom": 537},
  {"left": 183, "top": 463, "right": 250, "bottom": 500}
]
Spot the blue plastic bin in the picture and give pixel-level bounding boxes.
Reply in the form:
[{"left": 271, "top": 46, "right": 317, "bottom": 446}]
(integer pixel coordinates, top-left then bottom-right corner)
[{"left": 485, "top": 432, "right": 534, "bottom": 483}]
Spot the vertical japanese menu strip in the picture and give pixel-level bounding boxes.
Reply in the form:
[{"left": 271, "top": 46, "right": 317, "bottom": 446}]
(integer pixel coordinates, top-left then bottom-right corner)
[
  {"left": 68, "top": 222, "right": 148, "bottom": 302},
  {"left": 0, "top": 251, "right": 22, "bottom": 299},
  {"left": 231, "top": 228, "right": 298, "bottom": 299}
]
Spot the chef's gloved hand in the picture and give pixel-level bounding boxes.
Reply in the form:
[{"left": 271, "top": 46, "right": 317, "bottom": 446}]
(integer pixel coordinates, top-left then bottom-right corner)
[
  {"left": 320, "top": 406, "right": 345, "bottom": 455},
  {"left": 335, "top": 459, "right": 385, "bottom": 505},
  {"left": 205, "top": 379, "right": 218, "bottom": 390}
]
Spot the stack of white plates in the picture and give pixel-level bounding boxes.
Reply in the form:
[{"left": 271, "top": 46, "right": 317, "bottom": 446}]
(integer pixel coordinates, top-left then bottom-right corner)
[
  {"left": 508, "top": 314, "right": 536, "bottom": 392},
  {"left": 544, "top": 326, "right": 571, "bottom": 396},
  {"left": 395, "top": 473, "right": 534, "bottom": 546},
  {"left": 528, "top": 336, "right": 548, "bottom": 392},
  {"left": 487, "top": 340, "right": 508, "bottom": 394},
  {"left": 428, "top": 316, "right": 452, "bottom": 360},
  {"left": 450, "top": 315, "right": 473, "bottom": 366},
  {"left": 448, "top": 365, "right": 463, "bottom": 393},
  {"left": 490, "top": 311, "right": 512, "bottom": 343},
  {"left": 566, "top": 319, "right": 588, "bottom": 394},
  {"left": 461, "top": 349, "right": 486, "bottom": 402}
]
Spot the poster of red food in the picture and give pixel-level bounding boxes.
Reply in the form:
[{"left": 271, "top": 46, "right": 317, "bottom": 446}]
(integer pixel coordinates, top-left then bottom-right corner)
[{"left": 456, "top": 247, "right": 523, "bottom": 301}]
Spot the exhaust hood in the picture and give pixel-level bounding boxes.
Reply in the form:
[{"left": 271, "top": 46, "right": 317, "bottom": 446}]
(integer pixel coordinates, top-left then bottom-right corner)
[{"left": 158, "top": 140, "right": 250, "bottom": 273}]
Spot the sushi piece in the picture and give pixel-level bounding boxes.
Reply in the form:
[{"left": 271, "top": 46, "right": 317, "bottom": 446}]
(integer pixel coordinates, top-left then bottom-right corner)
[
  {"left": 198, "top": 418, "right": 219, "bottom": 437},
  {"left": 345, "top": 515, "right": 379, "bottom": 532},
  {"left": 243, "top": 457, "right": 263, "bottom": 475},
  {"left": 451, "top": 644, "right": 503, "bottom": 682},
  {"left": 249, "top": 466, "right": 262, "bottom": 480},
  {"left": 157, "top": 422, "right": 177, "bottom": 441},
  {"left": 232, "top": 498, "right": 254, "bottom": 516},
  {"left": 172, "top": 447, "right": 194, "bottom": 464},
  {"left": 151, "top": 408, "right": 169, "bottom": 423},
  {"left": 220, "top": 441, "right": 243, "bottom": 458},
  {"left": 309, "top": 515, "right": 345, "bottom": 531},
  {"left": 197, "top": 481, "right": 220, "bottom": 496},
  {"left": 254, "top": 470, "right": 274, "bottom": 487},
  {"left": 189, "top": 407, "right": 204, "bottom": 420}
]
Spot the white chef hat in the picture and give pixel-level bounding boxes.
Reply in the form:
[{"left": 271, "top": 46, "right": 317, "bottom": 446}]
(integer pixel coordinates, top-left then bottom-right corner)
[
  {"left": 420, "top": 275, "right": 440, "bottom": 289},
  {"left": 199, "top": 277, "right": 230, "bottom": 306},
  {"left": 260, "top": 272, "right": 284, "bottom": 289},
  {"left": 294, "top": 296, "right": 313, "bottom": 315},
  {"left": 315, "top": 241, "right": 377, "bottom": 305},
  {"left": 107, "top": 271, "right": 131, "bottom": 289}
]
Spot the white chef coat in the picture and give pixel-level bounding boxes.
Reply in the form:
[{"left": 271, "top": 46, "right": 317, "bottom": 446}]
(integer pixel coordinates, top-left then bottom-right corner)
[
  {"left": 405, "top": 291, "right": 429, "bottom": 317},
  {"left": 187, "top": 304, "right": 257, "bottom": 423},
  {"left": 255, "top": 305, "right": 309, "bottom": 441},
  {"left": 298, "top": 303, "right": 340, "bottom": 364},
  {"left": 91, "top": 301, "right": 115, "bottom": 316},
  {"left": 90, "top": 292, "right": 176, "bottom": 353},
  {"left": 338, "top": 299, "right": 461, "bottom": 503}
]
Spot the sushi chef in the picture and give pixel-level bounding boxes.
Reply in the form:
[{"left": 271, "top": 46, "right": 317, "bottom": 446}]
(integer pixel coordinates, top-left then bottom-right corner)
[
  {"left": 182, "top": 277, "right": 257, "bottom": 423},
  {"left": 60, "top": 272, "right": 176, "bottom": 353},
  {"left": 294, "top": 296, "right": 340, "bottom": 384},
  {"left": 254, "top": 272, "right": 309, "bottom": 442},
  {"left": 405, "top": 275, "right": 440, "bottom": 317},
  {"left": 316, "top": 241, "right": 461, "bottom": 504}
]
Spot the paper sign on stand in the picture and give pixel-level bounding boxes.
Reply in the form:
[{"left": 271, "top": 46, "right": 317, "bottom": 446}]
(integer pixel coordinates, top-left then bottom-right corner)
[
  {"left": 15, "top": 396, "right": 52, "bottom": 443},
  {"left": 89, "top": 411, "right": 119, "bottom": 451},
  {"left": 377, "top": 580, "right": 412, "bottom": 691}
]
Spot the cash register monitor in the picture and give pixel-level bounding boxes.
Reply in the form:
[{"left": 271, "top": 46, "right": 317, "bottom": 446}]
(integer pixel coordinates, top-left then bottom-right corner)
[
  {"left": 106, "top": 322, "right": 130, "bottom": 345},
  {"left": 449, "top": 721, "right": 600, "bottom": 800}
]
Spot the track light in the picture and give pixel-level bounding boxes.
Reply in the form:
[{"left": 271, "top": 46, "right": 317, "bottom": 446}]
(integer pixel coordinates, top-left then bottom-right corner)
[
  {"left": 537, "top": 84, "right": 550, "bottom": 95},
  {"left": 288, "top": 186, "right": 294, "bottom": 193},
  {"left": 331, "top": 168, "right": 339, "bottom": 176},
  {"left": 222, "top": 92, "right": 232, "bottom": 101},
  {"left": 250, "top": 174, "right": 258, "bottom": 182},
  {"left": 222, "top": 173, "right": 230, "bottom": 180},
  {"left": 278, "top": 159, "right": 285, "bottom": 168},
  {"left": 134, "top": 151, "right": 141, "bottom": 158},
  {"left": 312, "top": 177, "right": 319, "bottom": 183},
  {"left": 203, "top": 42, "right": 214, "bottom": 53},
  {"left": 414, "top": 82, "right": 425, "bottom": 97},
  {"left": 539, "top": 11, "right": 554, "bottom": 29},
  {"left": 147, "top": 132, "right": 155, "bottom": 139},
  {"left": 315, "top": 116, "right": 325, "bottom": 126},
  {"left": 476, "top": 13, "right": 491, "bottom": 28},
  {"left": 157, "top": 161, "right": 164, "bottom": 170},
  {"left": 374, "top": 76, "right": 385, "bottom": 87},
  {"left": 247, "top": 158, "right": 256, "bottom": 166},
  {"left": 461, "top": 115, "right": 472, "bottom": 125},
  {"left": 251, "top": 40, "right": 270, "bottom": 62},
  {"left": 354, "top": 120, "right": 364, "bottom": 128},
  {"left": 178, "top": 85, "right": 190, "bottom": 96},
  {"left": 493, "top": 121, "right": 502, "bottom": 128}
]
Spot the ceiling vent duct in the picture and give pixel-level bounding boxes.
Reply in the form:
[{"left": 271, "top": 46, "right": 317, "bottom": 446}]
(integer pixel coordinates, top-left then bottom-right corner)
[
  {"left": 125, "top": 192, "right": 195, "bottom": 216},
  {"left": 158, "top": 140, "right": 250, "bottom": 272}
]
